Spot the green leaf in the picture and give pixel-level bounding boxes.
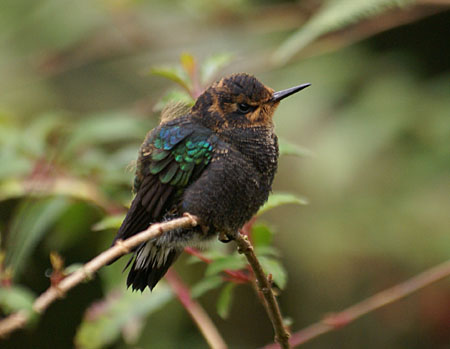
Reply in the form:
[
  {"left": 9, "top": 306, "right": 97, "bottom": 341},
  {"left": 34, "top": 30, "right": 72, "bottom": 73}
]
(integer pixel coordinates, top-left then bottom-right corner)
[
  {"left": 200, "top": 53, "right": 233, "bottom": 84},
  {"left": 252, "top": 223, "right": 274, "bottom": 247},
  {"left": 5, "top": 197, "right": 71, "bottom": 279},
  {"left": 48, "top": 201, "right": 99, "bottom": 251},
  {"left": 198, "top": 250, "right": 229, "bottom": 260},
  {"left": 0, "top": 113, "right": 65, "bottom": 181},
  {"left": 255, "top": 245, "right": 280, "bottom": 258},
  {"left": 75, "top": 286, "right": 173, "bottom": 349},
  {"left": 0, "top": 285, "right": 35, "bottom": 315},
  {"left": 258, "top": 192, "right": 308, "bottom": 215},
  {"left": 191, "top": 275, "right": 224, "bottom": 298},
  {"left": 0, "top": 179, "right": 27, "bottom": 201},
  {"left": 63, "top": 112, "right": 147, "bottom": 157},
  {"left": 21, "top": 112, "right": 64, "bottom": 158},
  {"left": 185, "top": 249, "right": 227, "bottom": 265},
  {"left": 216, "top": 283, "right": 236, "bottom": 319},
  {"left": 0, "top": 177, "right": 111, "bottom": 207},
  {"left": 150, "top": 66, "right": 191, "bottom": 92},
  {"left": 0, "top": 151, "right": 31, "bottom": 181},
  {"left": 273, "top": 0, "right": 416, "bottom": 64},
  {"left": 279, "top": 138, "right": 313, "bottom": 158},
  {"left": 205, "top": 255, "right": 247, "bottom": 277},
  {"left": 92, "top": 214, "right": 126, "bottom": 231},
  {"left": 258, "top": 256, "right": 287, "bottom": 289}
]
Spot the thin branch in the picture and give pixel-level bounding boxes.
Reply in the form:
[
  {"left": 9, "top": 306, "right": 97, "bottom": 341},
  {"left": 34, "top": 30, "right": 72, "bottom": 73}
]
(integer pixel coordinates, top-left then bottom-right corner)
[
  {"left": 0, "top": 215, "right": 198, "bottom": 338},
  {"left": 165, "top": 270, "right": 227, "bottom": 349},
  {"left": 234, "top": 233, "right": 291, "bottom": 349},
  {"left": 264, "top": 259, "right": 450, "bottom": 348}
]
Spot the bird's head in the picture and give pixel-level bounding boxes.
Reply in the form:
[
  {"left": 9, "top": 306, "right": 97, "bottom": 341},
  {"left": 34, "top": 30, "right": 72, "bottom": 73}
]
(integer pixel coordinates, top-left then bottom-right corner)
[{"left": 191, "top": 73, "right": 310, "bottom": 131}]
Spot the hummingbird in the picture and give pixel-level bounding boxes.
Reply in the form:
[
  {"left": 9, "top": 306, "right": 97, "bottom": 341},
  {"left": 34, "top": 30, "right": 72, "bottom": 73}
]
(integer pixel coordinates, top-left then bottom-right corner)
[{"left": 111, "top": 73, "right": 310, "bottom": 291}]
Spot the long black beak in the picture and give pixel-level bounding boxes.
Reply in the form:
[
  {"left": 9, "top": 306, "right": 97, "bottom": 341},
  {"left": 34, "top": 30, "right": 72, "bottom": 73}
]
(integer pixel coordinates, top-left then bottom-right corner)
[{"left": 271, "top": 83, "right": 311, "bottom": 102}]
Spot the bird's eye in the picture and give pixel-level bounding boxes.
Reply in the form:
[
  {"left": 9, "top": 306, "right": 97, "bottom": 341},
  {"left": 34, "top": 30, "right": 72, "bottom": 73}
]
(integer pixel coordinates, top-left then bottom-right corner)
[{"left": 237, "top": 103, "right": 251, "bottom": 114}]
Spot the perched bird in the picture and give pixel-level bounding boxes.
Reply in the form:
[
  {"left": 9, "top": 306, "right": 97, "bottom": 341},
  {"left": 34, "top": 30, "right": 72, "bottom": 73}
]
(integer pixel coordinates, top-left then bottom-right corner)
[{"left": 111, "top": 73, "right": 310, "bottom": 291}]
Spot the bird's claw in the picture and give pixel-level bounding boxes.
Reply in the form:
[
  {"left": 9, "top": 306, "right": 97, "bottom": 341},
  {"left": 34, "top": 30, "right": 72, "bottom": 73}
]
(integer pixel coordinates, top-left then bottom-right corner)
[
  {"left": 183, "top": 213, "right": 209, "bottom": 236},
  {"left": 218, "top": 231, "right": 237, "bottom": 243},
  {"left": 182, "top": 212, "right": 198, "bottom": 226}
]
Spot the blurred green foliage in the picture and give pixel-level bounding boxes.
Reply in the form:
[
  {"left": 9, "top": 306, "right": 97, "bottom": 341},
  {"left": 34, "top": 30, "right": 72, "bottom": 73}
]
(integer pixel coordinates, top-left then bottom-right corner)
[{"left": 0, "top": 0, "right": 449, "bottom": 348}]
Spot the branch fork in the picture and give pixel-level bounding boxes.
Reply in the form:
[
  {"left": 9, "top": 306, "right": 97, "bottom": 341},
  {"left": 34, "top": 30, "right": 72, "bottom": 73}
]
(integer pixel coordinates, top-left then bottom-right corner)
[{"left": 0, "top": 214, "right": 289, "bottom": 349}]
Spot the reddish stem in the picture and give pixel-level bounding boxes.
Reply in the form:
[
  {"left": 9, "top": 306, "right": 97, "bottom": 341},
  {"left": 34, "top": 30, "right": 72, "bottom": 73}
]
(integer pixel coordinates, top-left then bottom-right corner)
[
  {"left": 264, "top": 259, "right": 450, "bottom": 348},
  {"left": 165, "top": 270, "right": 227, "bottom": 349},
  {"left": 184, "top": 247, "right": 252, "bottom": 283},
  {"left": 185, "top": 247, "right": 212, "bottom": 264}
]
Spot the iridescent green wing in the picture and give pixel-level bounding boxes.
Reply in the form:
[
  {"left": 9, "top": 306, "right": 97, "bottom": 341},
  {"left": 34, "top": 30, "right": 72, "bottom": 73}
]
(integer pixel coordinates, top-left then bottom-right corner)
[
  {"left": 115, "top": 122, "right": 215, "bottom": 242},
  {"left": 141, "top": 124, "right": 215, "bottom": 214},
  {"left": 133, "top": 124, "right": 195, "bottom": 193},
  {"left": 150, "top": 132, "right": 214, "bottom": 187}
]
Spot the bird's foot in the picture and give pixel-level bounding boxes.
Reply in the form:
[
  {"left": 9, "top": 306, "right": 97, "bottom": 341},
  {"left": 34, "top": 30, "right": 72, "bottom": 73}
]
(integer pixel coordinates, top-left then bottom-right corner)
[
  {"left": 182, "top": 212, "right": 199, "bottom": 226},
  {"left": 218, "top": 230, "right": 237, "bottom": 243},
  {"left": 183, "top": 213, "right": 209, "bottom": 236}
]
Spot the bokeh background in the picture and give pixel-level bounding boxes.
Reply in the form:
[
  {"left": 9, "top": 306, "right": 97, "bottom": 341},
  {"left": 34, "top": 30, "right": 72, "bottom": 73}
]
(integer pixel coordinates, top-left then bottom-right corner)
[{"left": 0, "top": 0, "right": 449, "bottom": 348}]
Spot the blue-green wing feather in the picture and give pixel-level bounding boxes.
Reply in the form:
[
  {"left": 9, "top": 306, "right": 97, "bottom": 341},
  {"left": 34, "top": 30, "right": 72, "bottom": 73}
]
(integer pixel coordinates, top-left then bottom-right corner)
[
  {"left": 141, "top": 125, "right": 214, "bottom": 188},
  {"left": 115, "top": 122, "right": 215, "bottom": 244}
]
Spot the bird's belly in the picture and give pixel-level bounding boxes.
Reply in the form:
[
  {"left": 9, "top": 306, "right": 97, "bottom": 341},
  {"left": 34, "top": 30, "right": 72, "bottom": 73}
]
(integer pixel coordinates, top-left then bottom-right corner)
[{"left": 181, "top": 152, "right": 274, "bottom": 234}]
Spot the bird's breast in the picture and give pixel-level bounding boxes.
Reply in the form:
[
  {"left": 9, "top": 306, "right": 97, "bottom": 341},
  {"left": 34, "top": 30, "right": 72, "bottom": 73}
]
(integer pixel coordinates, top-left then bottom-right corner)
[{"left": 181, "top": 128, "right": 278, "bottom": 233}]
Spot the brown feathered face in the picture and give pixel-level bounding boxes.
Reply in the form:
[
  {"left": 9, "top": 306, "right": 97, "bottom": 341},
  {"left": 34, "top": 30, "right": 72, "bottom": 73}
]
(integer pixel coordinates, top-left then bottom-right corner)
[
  {"left": 192, "top": 73, "right": 310, "bottom": 131},
  {"left": 192, "top": 74, "right": 279, "bottom": 130}
]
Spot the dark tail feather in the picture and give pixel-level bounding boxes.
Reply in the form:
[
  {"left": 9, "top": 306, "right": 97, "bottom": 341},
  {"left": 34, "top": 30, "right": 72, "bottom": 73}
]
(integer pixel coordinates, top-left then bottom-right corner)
[
  {"left": 107, "top": 199, "right": 150, "bottom": 266},
  {"left": 126, "top": 244, "right": 181, "bottom": 291}
]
